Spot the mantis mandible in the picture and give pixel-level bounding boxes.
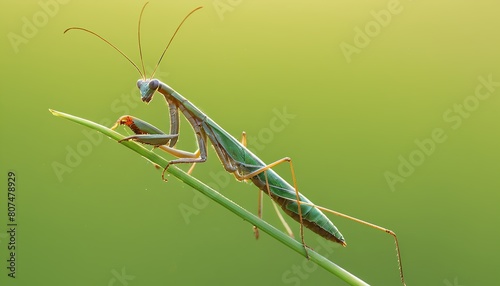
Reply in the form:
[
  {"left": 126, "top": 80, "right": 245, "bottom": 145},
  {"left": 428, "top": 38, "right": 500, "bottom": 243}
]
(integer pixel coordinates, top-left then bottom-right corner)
[{"left": 64, "top": 3, "right": 407, "bottom": 285}]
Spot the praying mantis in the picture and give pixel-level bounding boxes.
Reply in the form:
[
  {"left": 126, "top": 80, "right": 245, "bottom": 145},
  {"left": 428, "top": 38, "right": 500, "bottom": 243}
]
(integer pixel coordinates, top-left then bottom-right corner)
[{"left": 64, "top": 3, "right": 407, "bottom": 285}]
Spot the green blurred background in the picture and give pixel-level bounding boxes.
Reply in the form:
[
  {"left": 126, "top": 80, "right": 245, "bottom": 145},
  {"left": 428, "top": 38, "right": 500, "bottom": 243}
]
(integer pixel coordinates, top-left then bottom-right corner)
[{"left": 1, "top": 0, "right": 499, "bottom": 285}]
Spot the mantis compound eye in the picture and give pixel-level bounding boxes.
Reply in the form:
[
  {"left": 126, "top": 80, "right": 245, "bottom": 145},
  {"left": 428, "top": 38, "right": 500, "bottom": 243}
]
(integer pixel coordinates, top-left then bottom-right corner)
[{"left": 149, "top": 79, "right": 159, "bottom": 90}]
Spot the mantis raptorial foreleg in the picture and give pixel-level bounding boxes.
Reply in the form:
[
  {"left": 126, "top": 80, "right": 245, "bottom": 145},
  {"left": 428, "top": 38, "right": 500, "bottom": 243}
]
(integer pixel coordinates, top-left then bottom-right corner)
[
  {"left": 112, "top": 115, "right": 208, "bottom": 181},
  {"left": 111, "top": 115, "right": 178, "bottom": 146},
  {"left": 166, "top": 98, "right": 180, "bottom": 147}
]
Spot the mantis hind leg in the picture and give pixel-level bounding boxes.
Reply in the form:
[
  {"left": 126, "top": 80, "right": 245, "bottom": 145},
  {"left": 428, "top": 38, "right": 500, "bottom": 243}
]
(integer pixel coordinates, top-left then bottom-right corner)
[{"left": 298, "top": 202, "right": 407, "bottom": 286}]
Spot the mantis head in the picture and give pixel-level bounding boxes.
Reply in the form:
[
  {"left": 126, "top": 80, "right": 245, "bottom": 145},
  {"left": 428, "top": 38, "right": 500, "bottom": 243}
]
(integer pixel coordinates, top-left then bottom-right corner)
[{"left": 137, "top": 79, "right": 160, "bottom": 103}]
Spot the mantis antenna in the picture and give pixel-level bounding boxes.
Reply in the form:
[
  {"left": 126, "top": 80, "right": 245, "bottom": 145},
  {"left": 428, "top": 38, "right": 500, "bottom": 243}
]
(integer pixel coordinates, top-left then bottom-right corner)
[
  {"left": 64, "top": 26, "right": 144, "bottom": 79},
  {"left": 64, "top": 3, "right": 203, "bottom": 80},
  {"left": 138, "top": 2, "right": 149, "bottom": 79},
  {"left": 150, "top": 6, "right": 203, "bottom": 78}
]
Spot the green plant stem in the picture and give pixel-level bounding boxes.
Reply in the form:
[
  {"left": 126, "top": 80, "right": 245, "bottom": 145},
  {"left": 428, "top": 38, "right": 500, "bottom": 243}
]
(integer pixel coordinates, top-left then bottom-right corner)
[{"left": 50, "top": 109, "right": 369, "bottom": 286}]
